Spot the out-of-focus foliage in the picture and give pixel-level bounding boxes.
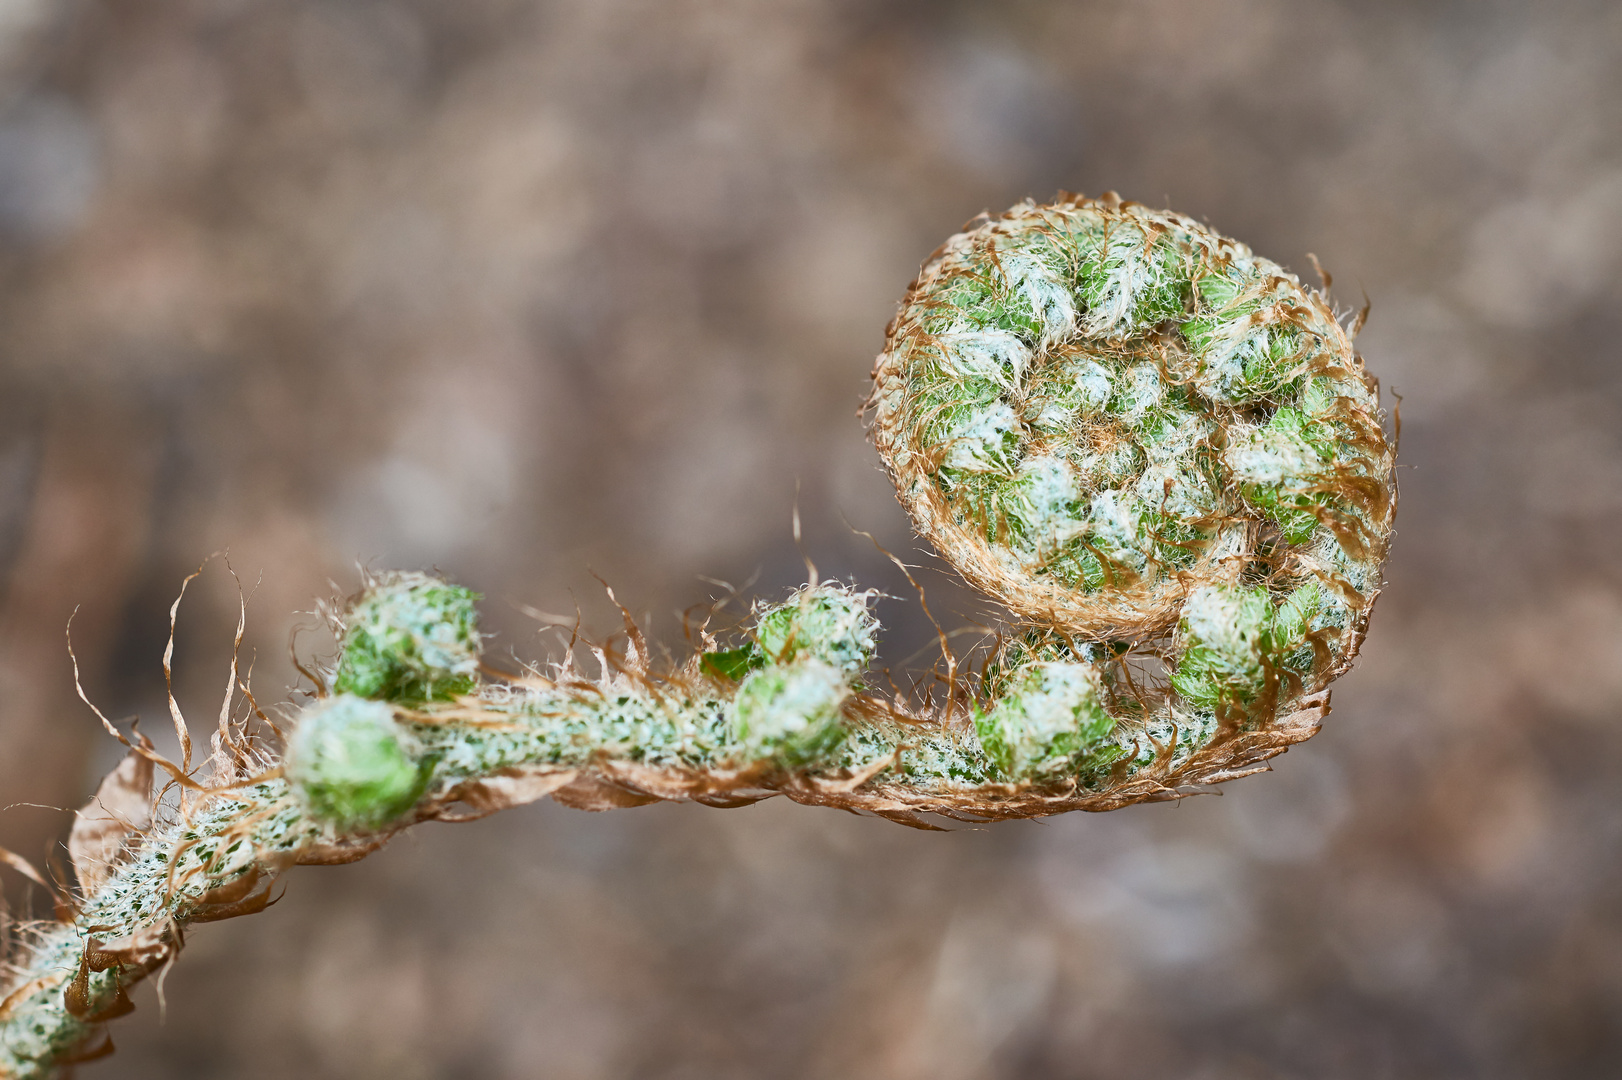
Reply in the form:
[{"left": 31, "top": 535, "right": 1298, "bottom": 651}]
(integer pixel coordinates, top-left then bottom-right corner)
[{"left": 0, "top": 1, "right": 1619, "bottom": 1077}]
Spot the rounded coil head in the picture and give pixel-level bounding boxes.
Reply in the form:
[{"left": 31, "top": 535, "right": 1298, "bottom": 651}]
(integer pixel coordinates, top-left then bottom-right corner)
[
  {"left": 334, "top": 571, "right": 483, "bottom": 704},
  {"left": 286, "top": 694, "right": 430, "bottom": 832},
  {"left": 752, "top": 583, "right": 881, "bottom": 675},
  {"left": 871, "top": 194, "right": 1395, "bottom": 705}
]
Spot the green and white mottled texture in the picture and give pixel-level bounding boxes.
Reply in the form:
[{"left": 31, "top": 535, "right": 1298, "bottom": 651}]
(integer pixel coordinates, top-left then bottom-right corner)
[
  {"left": 731, "top": 661, "right": 851, "bottom": 765},
  {"left": 872, "top": 194, "right": 1391, "bottom": 645},
  {"left": 284, "top": 695, "right": 431, "bottom": 831},
  {"left": 754, "top": 584, "right": 881, "bottom": 674},
  {"left": 0, "top": 783, "right": 315, "bottom": 1077},
  {"left": 0, "top": 579, "right": 910, "bottom": 1080},
  {"left": 872, "top": 191, "right": 1394, "bottom": 779},
  {"left": 1, "top": 196, "right": 1395, "bottom": 1078},
  {"left": 975, "top": 661, "right": 1116, "bottom": 779},
  {"left": 333, "top": 572, "right": 482, "bottom": 703}
]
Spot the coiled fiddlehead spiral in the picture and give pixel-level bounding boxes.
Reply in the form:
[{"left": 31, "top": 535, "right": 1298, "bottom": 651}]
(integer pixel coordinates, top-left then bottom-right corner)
[
  {"left": 0, "top": 195, "right": 1395, "bottom": 1078},
  {"left": 869, "top": 192, "right": 1395, "bottom": 801}
]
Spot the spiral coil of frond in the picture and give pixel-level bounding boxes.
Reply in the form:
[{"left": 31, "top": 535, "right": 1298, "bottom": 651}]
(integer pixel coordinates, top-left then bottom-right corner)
[
  {"left": 870, "top": 191, "right": 1395, "bottom": 797},
  {"left": 0, "top": 196, "right": 1394, "bottom": 1078}
]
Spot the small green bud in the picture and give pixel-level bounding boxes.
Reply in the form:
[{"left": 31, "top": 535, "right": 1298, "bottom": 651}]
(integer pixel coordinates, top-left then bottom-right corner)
[
  {"left": 753, "top": 583, "right": 880, "bottom": 675},
  {"left": 975, "top": 661, "right": 1113, "bottom": 780},
  {"left": 1169, "top": 584, "right": 1276, "bottom": 707},
  {"left": 699, "top": 644, "right": 765, "bottom": 682},
  {"left": 334, "top": 571, "right": 482, "bottom": 703},
  {"left": 286, "top": 695, "right": 431, "bottom": 831},
  {"left": 1170, "top": 581, "right": 1334, "bottom": 709},
  {"left": 1225, "top": 407, "right": 1333, "bottom": 544},
  {"left": 732, "top": 659, "right": 850, "bottom": 766},
  {"left": 1272, "top": 580, "right": 1324, "bottom": 648}
]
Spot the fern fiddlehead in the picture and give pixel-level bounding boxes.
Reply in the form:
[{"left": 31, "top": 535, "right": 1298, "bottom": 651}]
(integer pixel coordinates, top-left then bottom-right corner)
[
  {"left": 0, "top": 194, "right": 1395, "bottom": 1077},
  {"left": 872, "top": 192, "right": 1394, "bottom": 788}
]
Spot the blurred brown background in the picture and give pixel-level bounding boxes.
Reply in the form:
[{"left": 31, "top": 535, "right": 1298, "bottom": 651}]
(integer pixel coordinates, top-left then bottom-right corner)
[{"left": 0, "top": 0, "right": 1619, "bottom": 1076}]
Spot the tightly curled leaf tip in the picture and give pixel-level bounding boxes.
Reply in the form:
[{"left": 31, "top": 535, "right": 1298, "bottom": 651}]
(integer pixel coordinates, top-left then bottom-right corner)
[
  {"left": 332, "top": 571, "right": 482, "bottom": 703},
  {"left": 872, "top": 193, "right": 1392, "bottom": 774},
  {"left": 750, "top": 582, "right": 881, "bottom": 674},
  {"left": 284, "top": 696, "right": 430, "bottom": 833},
  {"left": 0, "top": 194, "right": 1394, "bottom": 1078}
]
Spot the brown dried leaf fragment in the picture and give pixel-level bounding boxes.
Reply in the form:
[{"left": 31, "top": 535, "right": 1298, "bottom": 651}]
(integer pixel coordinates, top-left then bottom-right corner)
[
  {"left": 0, "top": 847, "right": 51, "bottom": 895},
  {"left": 550, "top": 774, "right": 663, "bottom": 811},
  {"left": 429, "top": 766, "right": 581, "bottom": 821},
  {"left": 69, "top": 736, "right": 156, "bottom": 897},
  {"left": 63, "top": 941, "right": 136, "bottom": 1022}
]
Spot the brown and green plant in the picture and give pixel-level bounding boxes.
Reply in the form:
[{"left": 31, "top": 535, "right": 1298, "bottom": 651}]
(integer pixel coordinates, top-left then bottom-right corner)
[{"left": 0, "top": 194, "right": 1395, "bottom": 1077}]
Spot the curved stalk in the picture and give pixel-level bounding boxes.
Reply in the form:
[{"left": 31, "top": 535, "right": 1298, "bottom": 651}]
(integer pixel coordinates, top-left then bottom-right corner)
[{"left": 0, "top": 193, "right": 1395, "bottom": 1077}]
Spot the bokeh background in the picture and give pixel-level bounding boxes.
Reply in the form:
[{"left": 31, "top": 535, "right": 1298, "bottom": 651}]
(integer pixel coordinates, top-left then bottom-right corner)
[{"left": 1, "top": 0, "right": 1619, "bottom": 1076}]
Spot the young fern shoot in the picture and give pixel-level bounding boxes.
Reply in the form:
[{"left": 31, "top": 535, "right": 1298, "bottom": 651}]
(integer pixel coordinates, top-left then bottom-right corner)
[{"left": 0, "top": 193, "right": 1395, "bottom": 1077}]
